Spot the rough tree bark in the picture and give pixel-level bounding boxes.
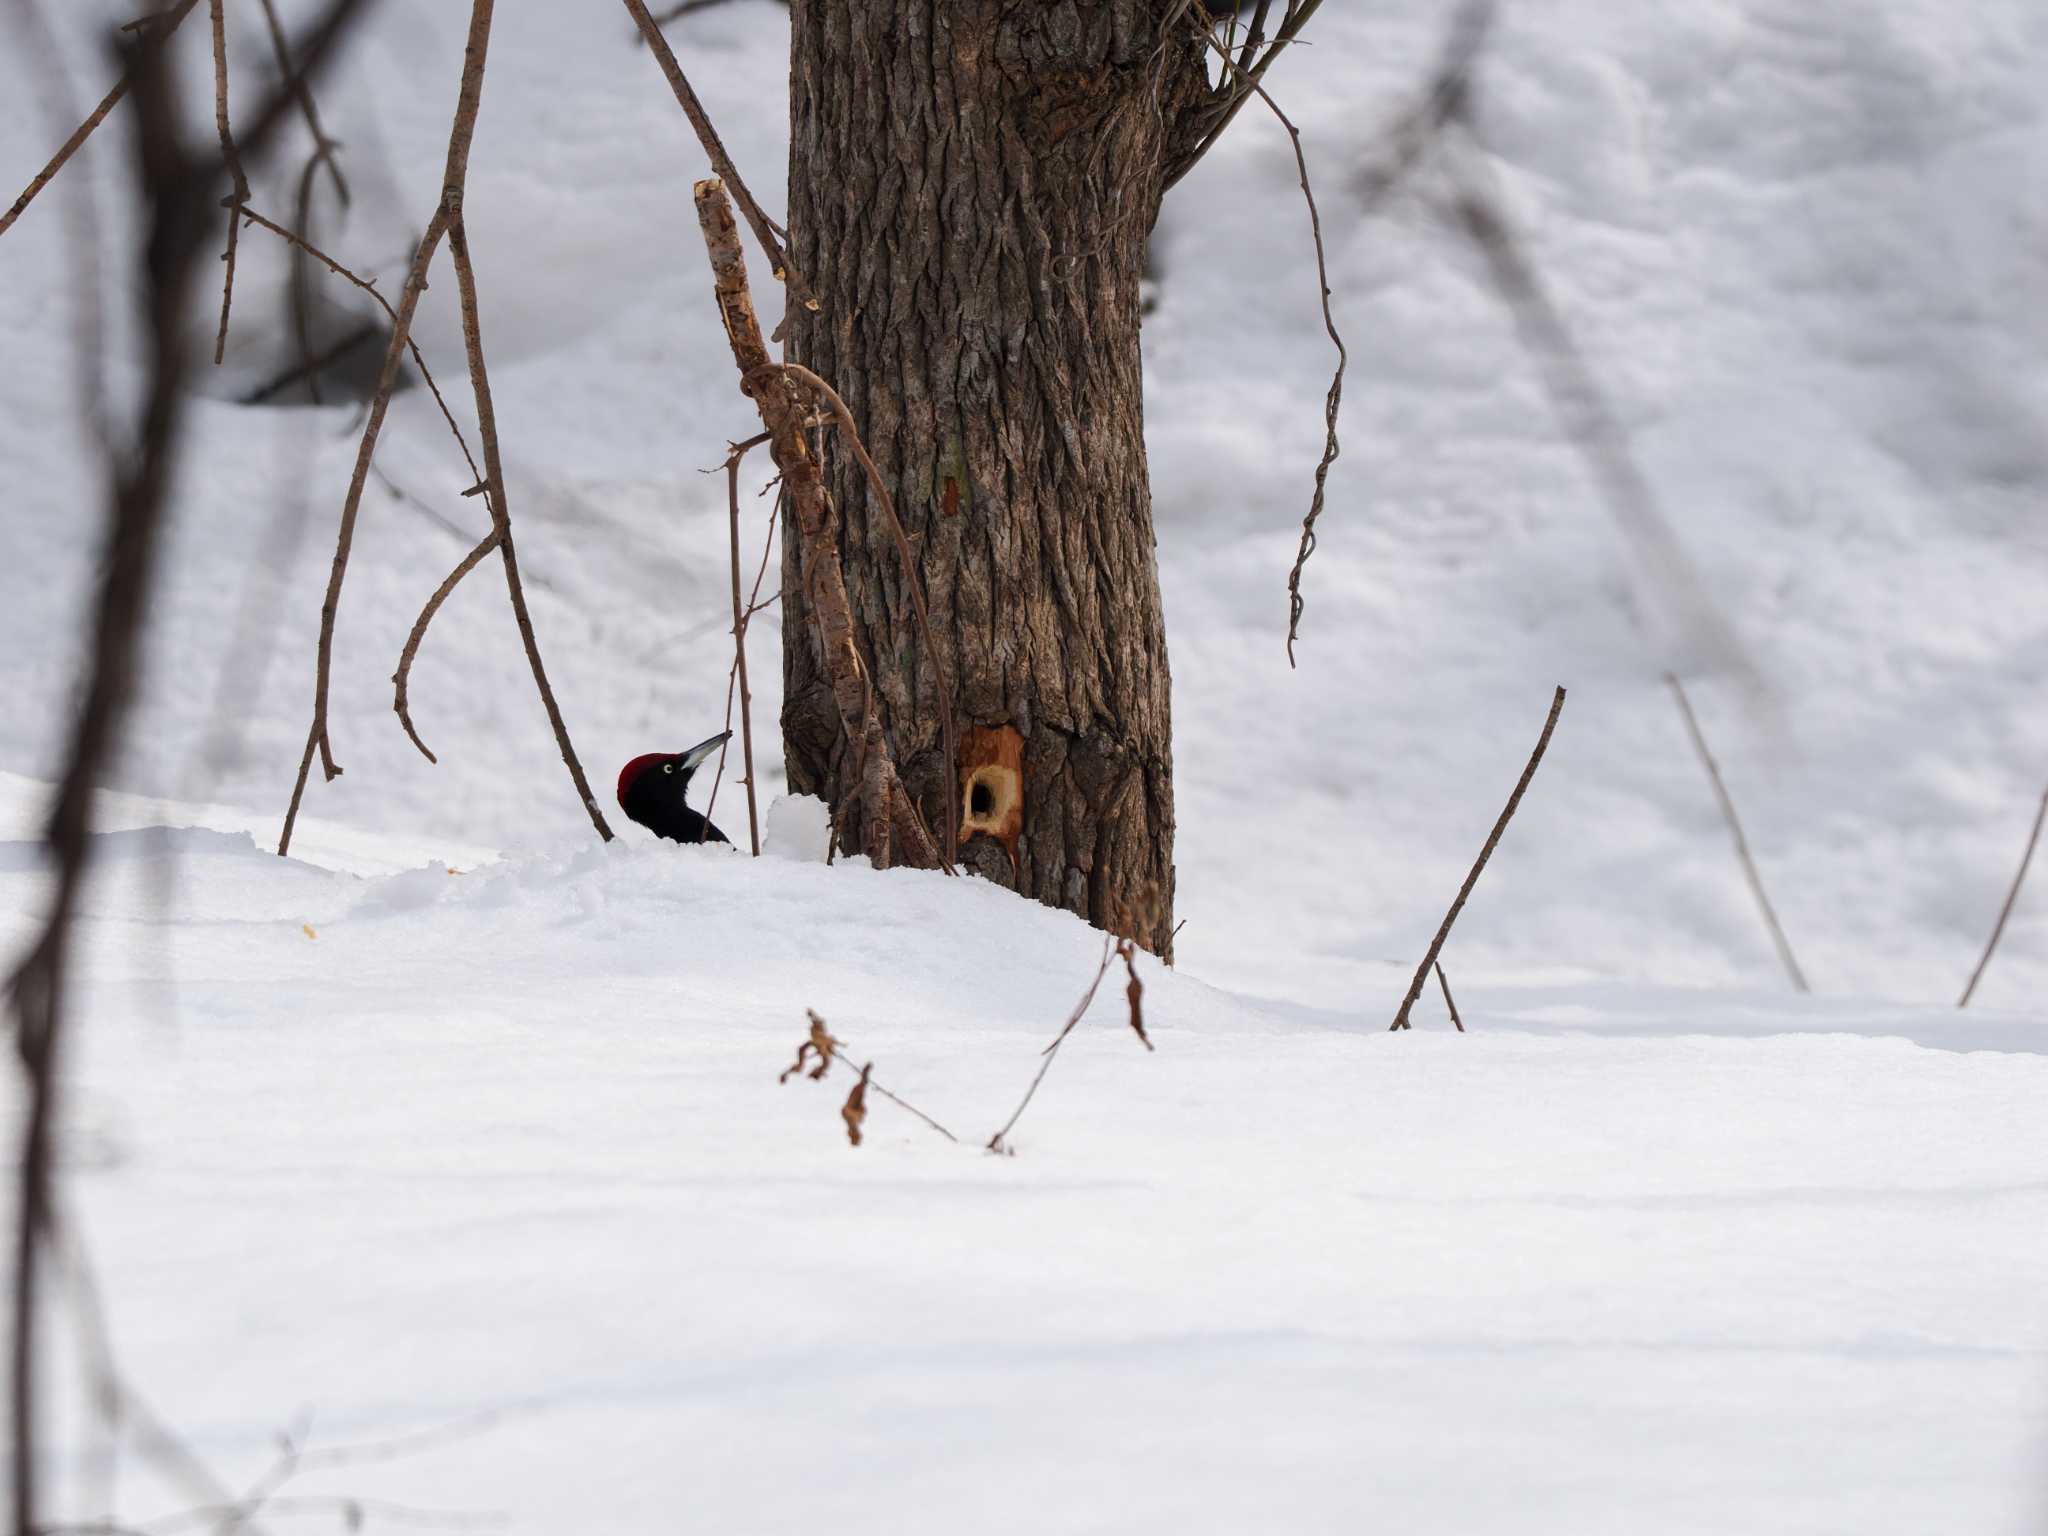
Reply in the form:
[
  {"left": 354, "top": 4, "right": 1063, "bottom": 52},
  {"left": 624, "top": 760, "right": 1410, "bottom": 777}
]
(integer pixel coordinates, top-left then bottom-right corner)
[{"left": 785, "top": 2, "right": 1210, "bottom": 954}]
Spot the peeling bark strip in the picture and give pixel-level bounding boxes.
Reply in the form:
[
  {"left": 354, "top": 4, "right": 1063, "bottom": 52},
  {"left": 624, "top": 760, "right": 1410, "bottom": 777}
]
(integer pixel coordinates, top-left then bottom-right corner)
[
  {"left": 693, "top": 178, "right": 935, "bottom": 868},
  {"left": 785, "top": 2, "right": 1213, "bottom": 953}
]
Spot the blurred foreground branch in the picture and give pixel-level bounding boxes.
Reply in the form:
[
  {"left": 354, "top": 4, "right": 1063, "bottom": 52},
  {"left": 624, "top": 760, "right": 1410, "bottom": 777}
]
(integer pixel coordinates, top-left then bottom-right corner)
[
  {"left": 8, "top": 8, "right": 367, "bottom": 1527},
  {"left": 1665, "top": 673, "right": 1809, "bottom": 992}
]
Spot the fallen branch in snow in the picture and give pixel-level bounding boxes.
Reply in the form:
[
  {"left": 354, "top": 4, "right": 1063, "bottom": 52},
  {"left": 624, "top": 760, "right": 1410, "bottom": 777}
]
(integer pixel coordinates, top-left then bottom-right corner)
[
  {"left": 1957, "top": 777, "right": 2048, "bottom": 1008},
  {"left": 987, "top": 934, "right": 1151, "bottom": 1155},
  {"left": 694, "top": 176, "right": 937, "bottom": 870},
  {"left": 1434, "top": 959, "right": 1466, "bottom": 1032},
  {"left": 8, "top": 10, "right": 367, "bottom": 1525},
  {"left": 622, "top": 0, "right": 817, "bottom": 332},
  {"left": 1665, "top": 673, "right": 1809, "bottom": 993},
  {"left": 0, "top": 0, "right": 200, "bottom": 242},
  {"left": 284, "top": 0, "right": 614, "bottom": 855},
  {"left": 1391, "top": 685, "right": 1565, "bottom": 1031},
  {"left": 781, "top": 1012, "right": 959, "bottom": 1145},
  {"left": 705, "top": 438, "right": 777, "bottom": 853}
]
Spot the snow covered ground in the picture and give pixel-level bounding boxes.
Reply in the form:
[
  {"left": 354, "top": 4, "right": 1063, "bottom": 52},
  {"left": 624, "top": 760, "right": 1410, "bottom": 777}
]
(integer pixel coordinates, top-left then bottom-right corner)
[
  {"left": 3, "top": 0, "right": 2046, "bottom": 1530},
  {"left": 6, "top": 780, "right": 2048, "bottom": 1533}
]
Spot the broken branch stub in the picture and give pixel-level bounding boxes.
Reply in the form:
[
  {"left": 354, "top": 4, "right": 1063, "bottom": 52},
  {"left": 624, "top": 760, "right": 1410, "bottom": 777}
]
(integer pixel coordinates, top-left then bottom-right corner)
[{"left": 692, "top": 176, "right": 934, "bottom": 869}]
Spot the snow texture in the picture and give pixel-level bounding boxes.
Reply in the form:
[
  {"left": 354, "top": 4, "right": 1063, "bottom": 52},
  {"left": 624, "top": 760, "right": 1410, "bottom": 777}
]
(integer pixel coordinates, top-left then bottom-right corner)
[{"left": 2, "top": 0, "right": 2045, "bottom": 1530}]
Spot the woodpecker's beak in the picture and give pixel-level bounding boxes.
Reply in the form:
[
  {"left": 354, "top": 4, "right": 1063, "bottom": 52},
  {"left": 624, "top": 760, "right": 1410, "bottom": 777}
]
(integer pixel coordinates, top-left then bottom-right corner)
[{"left": 677, "top": 731, "right": 732, "bottom": 773}]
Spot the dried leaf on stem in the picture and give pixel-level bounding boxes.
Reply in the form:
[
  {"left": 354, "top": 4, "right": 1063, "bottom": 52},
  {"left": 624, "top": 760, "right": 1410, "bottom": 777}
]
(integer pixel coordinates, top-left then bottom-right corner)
[{"left": 780, "top": 1011, "right": 958, "bottom": 1144}]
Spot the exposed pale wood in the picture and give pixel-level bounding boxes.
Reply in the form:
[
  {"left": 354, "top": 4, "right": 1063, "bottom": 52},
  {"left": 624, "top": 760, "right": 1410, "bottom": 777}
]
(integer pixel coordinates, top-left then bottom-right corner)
[{"left": 693, "top": 177, "right": 932, "bottom": 868}]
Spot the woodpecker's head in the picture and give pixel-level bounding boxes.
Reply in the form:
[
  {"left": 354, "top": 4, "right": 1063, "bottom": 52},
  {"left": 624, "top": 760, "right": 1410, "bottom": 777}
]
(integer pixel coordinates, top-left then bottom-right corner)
[{"left": 617, "top": 731, "right": 731, "bottom": 843}]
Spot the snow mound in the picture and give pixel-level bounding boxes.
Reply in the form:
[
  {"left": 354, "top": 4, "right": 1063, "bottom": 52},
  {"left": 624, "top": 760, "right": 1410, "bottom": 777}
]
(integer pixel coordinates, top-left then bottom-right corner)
[{"left": 0, "top": 776, "right": 2037, "bottom": 1533}]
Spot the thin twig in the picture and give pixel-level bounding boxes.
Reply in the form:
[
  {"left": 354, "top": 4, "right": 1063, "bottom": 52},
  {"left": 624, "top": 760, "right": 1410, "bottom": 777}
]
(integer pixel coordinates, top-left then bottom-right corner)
[
  {"left": 1446, "top": 139, "right": 1746, "bottom": 677},
  {"left": 392, "top": 528, "right": 504, "bottom": 763},
  {"left": 446, "top": 211, "right": 614, "bottom": 839},
  {"left": 701, "top": 434, "right": 775, "bottom": 840},
  {"left": 783, "top": 361, "right": 959, "bottom": 870},
  {"left": 0, "top": 0, "right": 201, "bottom": 242},
  {"left": 781, "top": 1012, "right": 959, "bottom": 1144},
  {"left": 254, "top": 0, "right": 349, "bottom": 206},
  {"left": 987, "top": 935, "right": 1123, "bottom": 1154},
  {"left": 716, "top": 444, "right": 767, "bottom": 852},
  {"left": 1957, "top": 778, "right": 2047, "bottom": 1008},
  {"left": 1665, "top": 673, "right": 1808, "bottom": 993},
  {"left": 1433, "top": 958, "right": 1465, "bottom": 1032},
  {"left": 277, "top": 198, "right": 454, "bottom": 856},
  {"left": 1167, "top": 0, "right": 1326, "bottom": 189},
  {"left": 1391, "top": 685, "right": 1566, "bottom": 1030},
  {"left": 1174, "top": 13, "right": 1345, "bottom": 667},
  {"left": 208, "top": 0, "right": 253, "bottom": 365},
  {"left": 279, "top": 11, "right": 496, "bottom": 848},
  {"left": 694, "top": 177, "right": 935, "bottom": 868},
  {"left": 253, "top": 0, "right": 351, "bottom": 406},
  {"left": 621, "top": 0, "right": 818, "bottom": 329},
  {"left": 233, "top": 204, "right": 482, "bottom": 485}
]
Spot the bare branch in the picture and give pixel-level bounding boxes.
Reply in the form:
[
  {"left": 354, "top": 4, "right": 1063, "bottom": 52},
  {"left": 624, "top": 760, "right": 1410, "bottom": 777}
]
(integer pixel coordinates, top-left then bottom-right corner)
[
  {"left": 1166, "top": 0, "right": 1326, "bottom": 187},
  {"left": 233, "top": 203, "right": 482, "bottom": 485},
  {"left": 1171, "top": 12, "right": 1347, "bottom": 666},
  {"left": 287, "top": 0, "right": 621, "bottom": 850},
  {"left": 0, "top": 0, "right": 202, "bottom": 242},
  {"left": 783, "top": 361, "right": 959, "bottom": 870},
  {"left": 693, "top": 176, "right": 936, "bottom": 868},
  {"left": 445, "top": 211, "right": 614, "bottom": 838},
  {"left": 1957, "top": 779, "right": 2046, "bottom": 1008},
  {"left": 1445, "top": 141, "right": 1747, "bottom": 677},
  {"left": 207, "top": 0, "right": 254, "bottom": 364},
  {"left": 254, "top": 0, "right": 350, "bottom": 207},
  {"left": 987, "top": 935, "right": 1148, "bottom": 1154},
  {"left": 1391, "top": 686, "right": 1565, "bottom": 1030},
  {"left": 1433, "top": 959, "right": 1465, "bottom": 1032},
  {"left": 11, "top": 6, "right": 369, "bottom": 1523},
  {"left": 781, "top": 1011, "right": 959, "bottom": 1144},
  {"left": 1665, "top": 673, "right": 1808, "bottom": 993},
  {"left": 706, "top": 441, "right": 770, "bottom": 854},
  {"left": 392, "top": 527, "right": 503, "bottom": 763},
  {"left": 621, "top": 0, "right": 818, "bottom": 328}
]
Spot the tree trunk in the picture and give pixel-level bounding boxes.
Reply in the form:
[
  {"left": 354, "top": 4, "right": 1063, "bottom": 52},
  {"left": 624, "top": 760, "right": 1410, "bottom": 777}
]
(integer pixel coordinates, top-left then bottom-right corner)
[{"left": 785, "top": 1, "right": 1206, "bottom": 955}]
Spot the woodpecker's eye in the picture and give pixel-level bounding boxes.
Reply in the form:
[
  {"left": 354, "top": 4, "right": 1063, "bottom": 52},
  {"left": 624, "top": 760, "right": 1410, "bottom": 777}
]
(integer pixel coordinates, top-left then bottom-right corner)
[{"left": 663, "top": 763, "right": 674, "bottom": 775}]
